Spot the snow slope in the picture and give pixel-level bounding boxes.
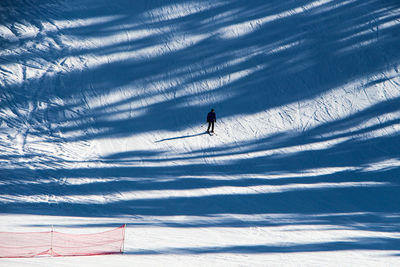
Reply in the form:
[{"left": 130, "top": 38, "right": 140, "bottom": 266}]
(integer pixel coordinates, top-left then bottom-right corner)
[{"left": 1, "top": 0, "right": 400, "bottom": 265}]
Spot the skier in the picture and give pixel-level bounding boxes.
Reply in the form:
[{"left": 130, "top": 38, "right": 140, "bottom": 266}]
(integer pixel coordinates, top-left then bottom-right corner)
[{"left": 206, "top": 109, "right": 216, "bottom": 133}]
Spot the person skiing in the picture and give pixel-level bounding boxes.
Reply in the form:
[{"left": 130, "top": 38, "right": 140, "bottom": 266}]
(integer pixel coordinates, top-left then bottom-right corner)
[{"left": 206, "top": 109, "right": 216, "bottom": 133}]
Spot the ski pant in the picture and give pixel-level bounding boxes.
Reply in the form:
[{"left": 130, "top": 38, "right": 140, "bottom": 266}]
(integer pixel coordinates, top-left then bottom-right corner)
[{"left": 207, "top": 121, "right": 214, "bottom": 132}]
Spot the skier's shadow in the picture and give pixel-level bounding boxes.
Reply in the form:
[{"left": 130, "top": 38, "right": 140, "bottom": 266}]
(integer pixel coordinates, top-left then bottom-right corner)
[{"left": 155, "top": 132, "right": 206, "bottom": 143}]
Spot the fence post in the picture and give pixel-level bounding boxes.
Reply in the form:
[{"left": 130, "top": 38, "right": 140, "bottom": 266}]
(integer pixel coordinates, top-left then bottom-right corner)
[
  {"left": 121, "top": 224, "right": 126, "bottom": 253},
  {"left": 50, "top": 225, "right": 54, "bottom": 257}
]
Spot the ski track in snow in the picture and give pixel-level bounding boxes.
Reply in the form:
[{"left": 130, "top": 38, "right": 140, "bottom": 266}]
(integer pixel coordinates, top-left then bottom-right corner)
[{"left": 1, "top": 0, "right": 400, "bottom": 265}]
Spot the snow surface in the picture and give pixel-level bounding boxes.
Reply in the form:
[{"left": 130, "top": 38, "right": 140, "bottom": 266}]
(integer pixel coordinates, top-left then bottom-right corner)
[{"left": 1, "top": 0, "right": 400, "bottom": 265}]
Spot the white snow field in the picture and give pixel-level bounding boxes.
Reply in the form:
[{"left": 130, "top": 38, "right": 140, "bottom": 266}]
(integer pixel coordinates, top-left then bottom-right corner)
[{"left": 1, "top": 0, "right": 400, "bottom": 265}]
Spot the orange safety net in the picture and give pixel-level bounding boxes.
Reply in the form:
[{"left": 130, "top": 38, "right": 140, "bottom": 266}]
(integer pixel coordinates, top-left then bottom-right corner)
[{"left": 0, "top": 225, "right": 125, "bottom": 258}]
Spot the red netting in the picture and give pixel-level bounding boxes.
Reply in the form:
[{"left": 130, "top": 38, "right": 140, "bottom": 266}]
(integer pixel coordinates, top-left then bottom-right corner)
[{"left": 0, "top": 225, "right": 125, "bottom": 258}]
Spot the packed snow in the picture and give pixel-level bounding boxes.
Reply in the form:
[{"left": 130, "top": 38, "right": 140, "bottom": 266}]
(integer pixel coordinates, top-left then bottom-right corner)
[{"left": 1, "top": 0, "right": 400, "bottom": 265}]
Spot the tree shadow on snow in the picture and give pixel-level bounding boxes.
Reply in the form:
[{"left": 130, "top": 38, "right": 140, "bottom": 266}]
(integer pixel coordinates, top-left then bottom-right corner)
[{"left": 123, "top": 236, "right": 400, "bottom": 255}]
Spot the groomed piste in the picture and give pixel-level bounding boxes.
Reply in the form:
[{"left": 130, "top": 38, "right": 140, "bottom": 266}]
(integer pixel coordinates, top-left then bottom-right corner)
[{"left": 0, "top": 0, "right": 400, "bottom": 265}]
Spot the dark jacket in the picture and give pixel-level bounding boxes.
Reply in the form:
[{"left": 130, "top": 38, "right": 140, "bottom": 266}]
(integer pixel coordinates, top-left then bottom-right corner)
[{"left": 207, "top": 111, "right": 216, "bottom": 122}]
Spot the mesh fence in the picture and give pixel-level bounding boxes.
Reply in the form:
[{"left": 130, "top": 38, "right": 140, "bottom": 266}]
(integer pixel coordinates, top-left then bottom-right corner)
[{"left": 0, "top": 225, "right": 125, "bottom": 258}]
